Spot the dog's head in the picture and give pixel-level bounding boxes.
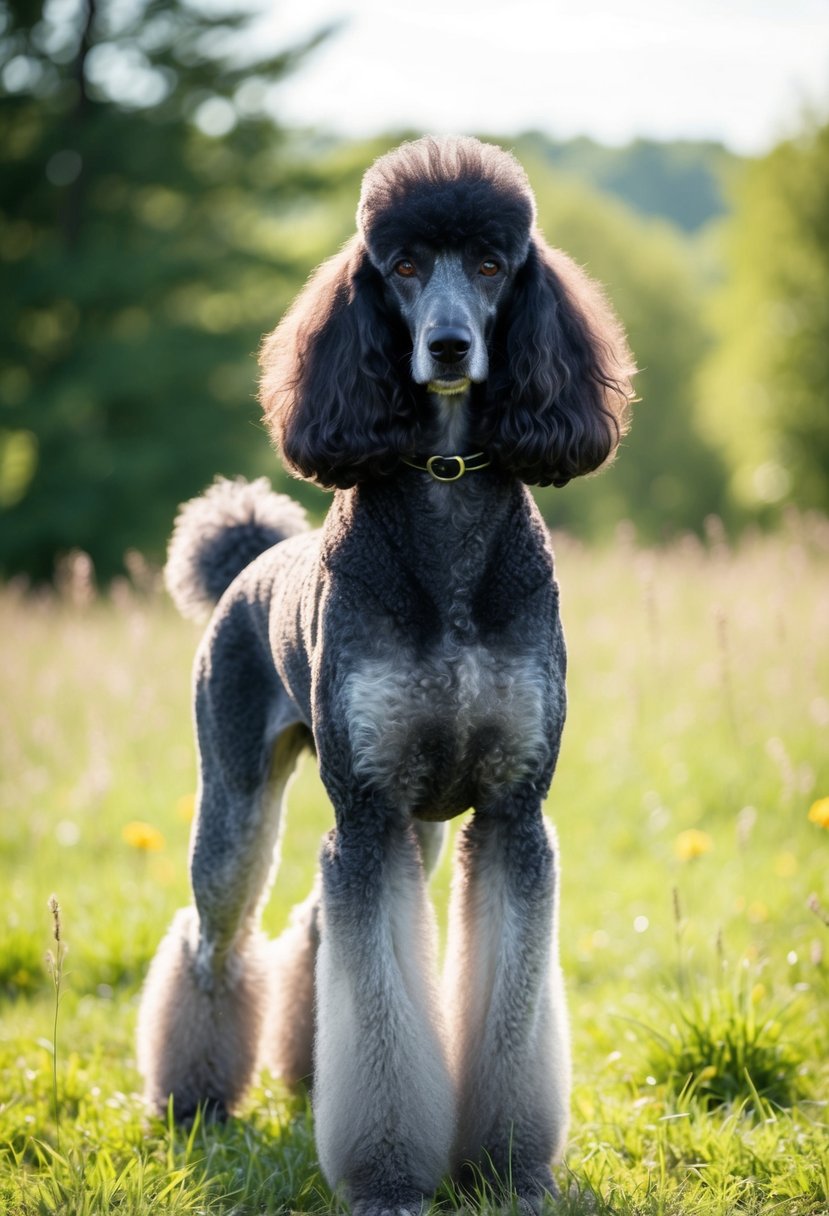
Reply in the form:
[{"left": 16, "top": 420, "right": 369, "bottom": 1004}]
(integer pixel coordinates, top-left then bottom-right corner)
[
  {"left": 260, "top": 136, "right": 635, "bottom": 489},
  {"left": 357, "top": 137, "right": 535, "bottom": 395}
]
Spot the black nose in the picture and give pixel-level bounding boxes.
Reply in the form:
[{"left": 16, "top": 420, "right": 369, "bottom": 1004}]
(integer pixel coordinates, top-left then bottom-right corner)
[{"left": 428, "top": 326, "right": 472, "bottom": 364}]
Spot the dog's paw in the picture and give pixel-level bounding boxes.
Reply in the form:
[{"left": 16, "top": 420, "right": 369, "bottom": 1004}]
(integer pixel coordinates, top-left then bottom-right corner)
[
  {"left": 350, "top": 1196, "right": 425, "bottom": 1216},
  {"left": 351, "top": 1206, "right": 422, "bottom": 1216},
  {"left": 352, "top": 1209, "right": 420, "bottom": 1216},
  {"left": 512, "top": 1165, "right": 561, "bottom": 1213}
]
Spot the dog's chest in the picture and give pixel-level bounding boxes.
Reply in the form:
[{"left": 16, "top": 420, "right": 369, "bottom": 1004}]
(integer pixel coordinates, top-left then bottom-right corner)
[{"left": 344, "top": 642, "right": 552, "bottom": 817}]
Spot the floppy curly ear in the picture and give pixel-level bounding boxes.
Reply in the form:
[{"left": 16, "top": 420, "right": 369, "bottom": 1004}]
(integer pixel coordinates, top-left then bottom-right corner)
[
  {"left": 259, "top": 235, "right": 417, "bottom": 488},
  {"left": 480, "top": 237, "right": 635, "bottom": 487}
]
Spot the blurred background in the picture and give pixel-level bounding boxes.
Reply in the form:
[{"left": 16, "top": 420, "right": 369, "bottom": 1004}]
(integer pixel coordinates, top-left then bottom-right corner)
[{"left": 2, "top": 0, "right": 828, "bottom": 582}]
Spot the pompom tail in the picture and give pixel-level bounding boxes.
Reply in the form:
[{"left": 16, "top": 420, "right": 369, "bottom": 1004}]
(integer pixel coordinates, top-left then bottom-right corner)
[{"left": 164, "top": 477, "right": 309, "bottom": 621}]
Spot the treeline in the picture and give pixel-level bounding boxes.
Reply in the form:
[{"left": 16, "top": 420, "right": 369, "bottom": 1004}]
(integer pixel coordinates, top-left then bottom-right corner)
[{"left": 1, "top": 1, "right": 827, "bottom": 581}]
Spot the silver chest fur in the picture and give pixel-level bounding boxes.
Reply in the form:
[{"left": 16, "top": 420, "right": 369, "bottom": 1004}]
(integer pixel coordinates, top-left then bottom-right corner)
[{"left": 345, "top": 640, "right": 555, "bottom": 818}]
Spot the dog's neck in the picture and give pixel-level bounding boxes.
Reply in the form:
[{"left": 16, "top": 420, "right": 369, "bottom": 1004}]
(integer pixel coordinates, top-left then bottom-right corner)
[
  {"left": 350, "top": 461, "right": 521, "bottom": 610},
  {"left": 427, "top": 391, "right": 469, "bottom": 453},
  {"left": 330, "top": 466, "right": 544, "bottom": 649},
  {"left": 324, "top": 382, "right": 544, "bottom": 631}
]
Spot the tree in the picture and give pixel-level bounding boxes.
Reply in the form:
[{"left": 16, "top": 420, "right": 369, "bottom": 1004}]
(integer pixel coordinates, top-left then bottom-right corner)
[
  {"left": 0, "top": 0, "right": 331, "bottom": 579},
  {"left": 515, "top": 150, "right": 730, "bottom": 540},
  {"left": 698, "top": 118, "right": 829, "bottom": 517},
  {"left": 519, "top": 131, "right": 736, "bottom": 233}
]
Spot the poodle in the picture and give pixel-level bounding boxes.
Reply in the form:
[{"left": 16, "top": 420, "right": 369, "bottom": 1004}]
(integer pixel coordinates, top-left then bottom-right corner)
[{"left": 137, "top": 135, "right": 635, "bottom": 1215}]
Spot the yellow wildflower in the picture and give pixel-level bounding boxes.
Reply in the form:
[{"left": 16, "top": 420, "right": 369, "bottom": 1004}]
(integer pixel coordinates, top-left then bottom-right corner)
[
  {"left": 674, "top": 828, "right": 713, "bottom": 862},
  {"left": 807, "top": 797, "right": 829, "bottom": 829},
  {"left": 122, "top": 820, "right": 165, "bottom": 852}
]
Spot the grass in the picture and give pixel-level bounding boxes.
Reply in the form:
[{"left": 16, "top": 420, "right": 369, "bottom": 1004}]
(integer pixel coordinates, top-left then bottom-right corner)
[{"left": 1, "top": 511, "right": 828, "bottom": 1214}]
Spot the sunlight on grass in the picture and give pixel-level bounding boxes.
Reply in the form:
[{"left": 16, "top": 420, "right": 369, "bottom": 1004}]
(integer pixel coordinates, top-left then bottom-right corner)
[{"left": 1, "top": 516, "right": 828, "bottom": 1213}]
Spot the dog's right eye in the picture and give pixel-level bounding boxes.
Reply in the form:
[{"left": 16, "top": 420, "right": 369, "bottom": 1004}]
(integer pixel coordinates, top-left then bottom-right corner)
[{"left": 394, "top": 259, "right": 416, "bottom": 278}]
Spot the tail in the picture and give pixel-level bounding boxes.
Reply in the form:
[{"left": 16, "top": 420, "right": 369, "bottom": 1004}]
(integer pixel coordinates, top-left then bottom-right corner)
[{"left": 165, "top": 476, "right": 310, "bottom": 622}]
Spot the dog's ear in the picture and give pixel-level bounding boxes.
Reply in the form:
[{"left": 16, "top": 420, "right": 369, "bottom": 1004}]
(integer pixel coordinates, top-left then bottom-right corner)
[
  {"left": 480, "top": 237, "right": 635, "bottom": 487},
  {"left": 260, "top": 235, "right": 417, "bottom": 488}
]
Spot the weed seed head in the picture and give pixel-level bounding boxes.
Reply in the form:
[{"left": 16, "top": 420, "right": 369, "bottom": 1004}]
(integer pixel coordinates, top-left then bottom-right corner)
[{"left": 48, "top": 894, "right": 61, "bottom": 943}]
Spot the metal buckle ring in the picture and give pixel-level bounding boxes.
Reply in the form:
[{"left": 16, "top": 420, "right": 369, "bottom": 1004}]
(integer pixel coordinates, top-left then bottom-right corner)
[{"left": 426, "top": 454, "right": 466, "bottom": 482}]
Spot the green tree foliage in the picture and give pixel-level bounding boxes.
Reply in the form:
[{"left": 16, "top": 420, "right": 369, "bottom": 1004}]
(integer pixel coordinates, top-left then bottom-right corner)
[
  {"left": 698, "top": 118, "right": 829, "bottom": 518},
  {"left": 0, "top": 0, "right": 332, "bottom": 579},
  {"left": 1, "top": 5, "right": 741, "bottom": 581},
  {"left": 518, "top": 155, "right": 729, "bottom": 540},
  {"left": 517, "top": 132, "right": 737, "bottom": 233}
]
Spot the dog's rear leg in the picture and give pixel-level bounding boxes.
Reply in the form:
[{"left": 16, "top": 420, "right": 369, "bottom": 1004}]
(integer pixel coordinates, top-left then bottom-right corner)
[
  {"left": 137, "top": 603, "right": 306, "bottom": 1119},
  {"left": 313, "top": 812, "right": 454, "bottom": 1216},
  {"left": 445, "top": 803, "right": 570, "bottom": 1213},
  {"left": 263, "top": 874, "right": 320, "bottom": 1087}
]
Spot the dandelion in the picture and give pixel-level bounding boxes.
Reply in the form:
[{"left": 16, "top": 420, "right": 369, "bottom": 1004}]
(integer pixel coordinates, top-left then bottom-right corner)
[
  {"left": 674, "top": 828, "right": 714, "bottom": 861},
  {"left": 122, "top": 820, "right": 165, "bottom": 851},
  {"left": 807, "top": 797, "right": 829, "bottom": 829}
]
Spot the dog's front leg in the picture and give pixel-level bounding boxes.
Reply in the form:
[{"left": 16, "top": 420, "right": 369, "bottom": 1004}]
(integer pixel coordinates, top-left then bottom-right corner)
[
  {"left": 313, "top": 809, "right": 454, "bottom": 1216},
  {"left": 445, "top": 801, "right": 571, "bottom": 1212}
]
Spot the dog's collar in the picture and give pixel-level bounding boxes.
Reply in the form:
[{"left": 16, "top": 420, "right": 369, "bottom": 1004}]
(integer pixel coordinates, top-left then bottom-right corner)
[{"left": 400, "top": 452, "right": 491, "bottom": 483}]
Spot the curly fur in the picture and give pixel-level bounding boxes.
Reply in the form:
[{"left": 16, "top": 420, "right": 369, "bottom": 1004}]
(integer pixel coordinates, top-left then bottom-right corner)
[
  {"left": 139, "top": 135, "right": 636, "bottom": 1216},
  {"left": 260, "top": 135, "right": 634, "bottom": 489},
  {"left": 165, "top": 476, "right": 309, "bottom": 621}
]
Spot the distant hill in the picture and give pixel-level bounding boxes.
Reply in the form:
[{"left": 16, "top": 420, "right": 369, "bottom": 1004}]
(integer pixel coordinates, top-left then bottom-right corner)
[{"left": 512, "top": 132, "right": 741, "bottom": 232}]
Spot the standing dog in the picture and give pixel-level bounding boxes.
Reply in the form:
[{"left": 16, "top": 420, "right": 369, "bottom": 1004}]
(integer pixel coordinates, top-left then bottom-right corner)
[{"left": 138, "top": 136, "right": 634, "bottom": 1214}]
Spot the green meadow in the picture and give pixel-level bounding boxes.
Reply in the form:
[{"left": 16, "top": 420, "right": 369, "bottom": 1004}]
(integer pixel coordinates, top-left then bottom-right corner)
[{"left": 1, "top": 516, "right": 828, "bottom": 1214}]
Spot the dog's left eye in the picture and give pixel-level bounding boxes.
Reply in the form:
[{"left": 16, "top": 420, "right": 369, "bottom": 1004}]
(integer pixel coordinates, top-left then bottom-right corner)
[{"left": 479, "top": 260, "right": 500, "bottom": 277}]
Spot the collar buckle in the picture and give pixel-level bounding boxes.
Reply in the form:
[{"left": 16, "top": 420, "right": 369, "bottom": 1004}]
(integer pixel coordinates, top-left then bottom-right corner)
[
  {"left": 426, "top": 454, "right": 467, "bottom": 482},
  {"left": 401, "top": 451, "right": 490, "bottom": 481}
]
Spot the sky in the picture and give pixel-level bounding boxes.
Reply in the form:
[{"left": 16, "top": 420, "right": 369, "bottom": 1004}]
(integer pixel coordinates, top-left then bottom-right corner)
[{"left": 257, "top": 0, "right": 829, "bottom": 152}]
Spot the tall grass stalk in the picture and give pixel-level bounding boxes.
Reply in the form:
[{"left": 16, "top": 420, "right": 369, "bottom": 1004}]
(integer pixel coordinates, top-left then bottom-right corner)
[
  {"left": 45, "top": 894, "right": 64, "bottom": 1152},
  {"left": 672, "top": 886, "right": 687, "bottom": 997}
]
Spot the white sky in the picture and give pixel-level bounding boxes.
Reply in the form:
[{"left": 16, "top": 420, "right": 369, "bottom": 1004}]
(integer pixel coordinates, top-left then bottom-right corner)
[{"left": 258, "top": 0, "right": 829, "bottom": 152}]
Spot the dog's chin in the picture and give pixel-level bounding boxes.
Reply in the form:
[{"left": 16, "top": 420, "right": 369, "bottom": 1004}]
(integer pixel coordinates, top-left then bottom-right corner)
[{"left": 426, "top": 376, "right": 472, "bottom": 397}]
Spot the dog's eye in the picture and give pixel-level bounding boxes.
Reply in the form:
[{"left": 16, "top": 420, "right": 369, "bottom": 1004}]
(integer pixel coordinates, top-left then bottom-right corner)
[
  {"left": 479, "top": 259, "right": 500, "bottom": 277},
  {"left": 394, "top": 259, "right": 416, "bottom": 278}
]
